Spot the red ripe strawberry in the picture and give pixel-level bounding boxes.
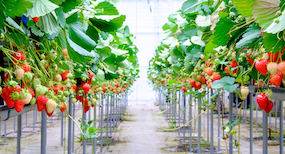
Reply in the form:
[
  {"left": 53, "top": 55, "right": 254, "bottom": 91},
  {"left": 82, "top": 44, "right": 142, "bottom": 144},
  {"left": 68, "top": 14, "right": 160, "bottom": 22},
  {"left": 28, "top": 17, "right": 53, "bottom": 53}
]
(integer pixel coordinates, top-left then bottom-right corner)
[
  {"left": 4, "top": 72, "right": 10, "bottom": 82},
  {"left": 189, "top": 80, "right": 196, "bottom": 88},
  {"left": 53, "top": 86, "right": 59, "bottom": 94},
  {"left": 60, "top": 102, "right": 67, "bottom": 112},
  {"left": 224, "top": 67, "right": 230, "bottom": 75},
  {"left": 61, "top": 70, "right": 69, "bottom": 80},
  {"left": 213, "top": 73, "right": 221, "bottom": 81},
  {"left": 277, "top": 61, "right": 285, "bottom": 75},
  {"left": 246, "top": 58, "right": 254, "bottom": 65},
  {"left": 32, "top": 17, "right": 40, "bottom": 23},
  {"left": 277, "top": 71, "right": 284, "bottom": 78},
  {"left": 115, "top": 83, "right": 120, "bottom": 88},
  {"left": 264, "top": 101, "right": 274, "bottom": 114},
  {"left": 255, "top": 59, "right": 268, "bottom": 75},
  {"left": 267, "top": 62, "right": 278, "bottom": 75},
  {"left": 71, "top": 84, "right": 77, "bottom": 91},
  {"left": 270, "top": 74, "right": 282, "bottom": 87},
  {"left": 87, "top": 79, "right": 92, "bottom": 84},
  {"left": 82, "top": 84, "right": 91, "bottom": 94},
  {"left": 123, "top": 85, "right": 127, "bottom": 88},
  {"left": 14, "top": 100, "right": 26, "bottom": 112},
  {"left": 20, "top": 64, "right": 31, "bottom": 72},
  {"left": 1, "top": 86, "right": 14, "bottom": 108},
  {"left": 204, "top": 68, "right": 213, "bottom": 76},
  {"left": 82, "top": 98, "right": 90, "bottom": 113},
  {"left": 44, "top": 108, "right": 54, "bottom": 117},
  {"left": 102, "top": 87, "right": 107, "bottom": 93},
  {"left": 260, "top": 27, "right": 263, "bottom": 35},
  {"left": 267, "top": 52, "right": 280, "bottom": 63},
  {"left": 27, "top": 87, "right": 35, "bottom": 97},
  {"left": 230, "top": 60, "right": 238, "bottom": 68},
  {"left": 201, "top": 76, "right": 206, "bottom": 84},
  {"left": 256, "top": 94, "right": 268, "bottom": 109},
  {"left": 205, "top": 61, "right": 211, "bottom": 67},
  {"left": 195, "top": 82, "right": 201, "bottom": 90},
  {"left": 76, "top": 95, "right": 84, "bottom": 102},
  {"left": 88, "top": 71, "right": 94, "bottom": 79},
  {"left": 36, "top": 95, "right": 49, "bottom": 111},
  {"left": 13, "top": 51, "right": 26, "bottom": 65}
]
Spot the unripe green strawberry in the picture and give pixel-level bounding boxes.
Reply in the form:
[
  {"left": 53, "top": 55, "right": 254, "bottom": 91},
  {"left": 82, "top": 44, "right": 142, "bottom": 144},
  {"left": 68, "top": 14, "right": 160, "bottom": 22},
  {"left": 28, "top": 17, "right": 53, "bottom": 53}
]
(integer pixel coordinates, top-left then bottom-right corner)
[
  {"left": 91, "top": 98, "right": 96, "bottom": 105},
  {"left": 66, "top": 73, "right": 73, "bottom": 79},
  {"left": 87, "top": 101, "right": 92, "bottom": 106},
  {"left": 23, "top": 72, "right": 34, "bottom": 82},
  {"left": 15, "top": 68, "right": 25, "bottom": 80},
  {"left": 72, "top": 98, "right": 77, "bottom": 103},
  {"left": 0, "top": 87, "right": 2, "bottom": 95},
  {"left": 33, "top": 78, "right": 41, "bottom": 88},
  {"left": 30, "top": 97, "right": 36, "bottom": 105},
  {"left": 36, "top": 85, "right": 48, "bottom": 96},
  {"left": 241, "top": 86, "right": 249, "bottom": 100},
  {"left": 63, "top": 91, "right": 70, "bottom": 97},
  {"left": 267, "top": 62, "right": 278, "bottom": 75},
  {"left": 55, "top": 74, "right": 62, "bottom": 82},
  {"left": 265, "top": 89, "right": 273, "bottom": 98},
  {"left": 46, "top": 99, "right": 57, "bottom": 114}
]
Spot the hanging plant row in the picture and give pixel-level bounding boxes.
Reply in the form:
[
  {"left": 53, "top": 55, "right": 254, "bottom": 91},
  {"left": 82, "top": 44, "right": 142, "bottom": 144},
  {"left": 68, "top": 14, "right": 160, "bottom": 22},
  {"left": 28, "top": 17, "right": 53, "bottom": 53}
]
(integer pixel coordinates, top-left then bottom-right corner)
[
  {"left": 148, "top": 0, "right": 285, "bottom": 114},
  {"left": 0, "top": 0, "right": 139, "bottom": 118}
]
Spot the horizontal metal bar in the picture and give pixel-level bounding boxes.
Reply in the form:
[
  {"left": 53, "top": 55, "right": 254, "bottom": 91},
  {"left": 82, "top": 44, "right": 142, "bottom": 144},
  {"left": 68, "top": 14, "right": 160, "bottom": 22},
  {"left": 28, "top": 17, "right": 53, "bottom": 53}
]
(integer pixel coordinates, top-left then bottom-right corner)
[{"left": 0, "top": 105, "right": 36, "bottom": 121}]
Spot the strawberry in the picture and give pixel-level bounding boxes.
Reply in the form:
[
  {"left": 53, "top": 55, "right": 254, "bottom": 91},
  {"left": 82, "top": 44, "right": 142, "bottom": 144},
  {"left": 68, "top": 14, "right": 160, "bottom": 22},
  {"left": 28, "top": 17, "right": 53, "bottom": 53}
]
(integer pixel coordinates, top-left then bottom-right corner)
[
  {"left": 205, "top": 61, "right": 211, "bottom": 67},
  {"left": 241, "top": 86, "right": 249, "bottom": 100},
  {"left": 60, "top": 102, "right": 67, "bottom": 112},
  {"left": 71, "top": 84, "right": 77, "bottom": 91},
  {"left": 182, "top": 87, "right": 186, "bottom": 92},
  {"left": 54, "top": 74, "right": 62, "bottom": 82},
  {"left": 102, "top": 87, "right": 107, "bottom": 93},
  {"left": 32, "top": 17, "right": 40, "bottom": 23},
  {"left": 113, "top": 89, "right": 117, "bottom": 93},
  {"left": 264, "top": 89, "right": 273, "bottom": 99},
  {"left": 213, "top": 73, "right": 221, "bottom": 81},
  {"left": 44, "top": 108, "right": 54, "bottom": 117},
  {"left": 189, "top": 79, "right": 196, "bottom": 88},
  {"left": 230, "top": 60, "right": 238, "bottom": 68},
  {"left": 260, "top": 27, "right": 263, "bottom": 35},
  {"left": 123, "top": 85, "right": 127, "bottom": 88},
  {"left": 46, "top": 99, "right": 57, "bottom": 114},
  {"left": 88, "top": 71, "right": 94, "bottom": 79},
  {"left": 82, "top": 84, "right": 91, "bottom": 94},
  {"left": 264, "top": 101, "right": 273, "bottom": 114},
  {"left": 83, "top": 98, "right": 90, "bottom": 113},
  {"left": 195, "top": 82, "right": 201, "bottom": 90},
  {"left": 270, "top": 74, "right": 282, "bottom": 87},
  {"left": 255, "top": 59, "right": 268, "bottom": 75},
  {"left": 204, "top": 68, "right": 213, "bottom": 76},
  {"left": 15, "top": 68, "right": 25, "bottom": 80},
  {"left": 277, "top": 61, "right": 285, "bottom": 75},
  {"left": 224, "top": 66, "right": 230, "bottom": 75},
  {"left": 61, "top": 70, "right": 69, "bottom": 80},
  {"left": 13, "top": 51, "right": 26, "bottom": 65},
  {"left": 23, "top": 72, "right": 33, "bottom": 82},
  {"left": 53, "top": 86, "right": 59, "bottom": 94},
  {"left": 36, "top": 95, "right": 49, "bottom": 111},
  {"left": 267, "top": 62, "right": 278, "bottom": 75},
  {"left": 1, "top": 86, "right": 13, "bottom": 107},
  {"left": 201, "top": 76, "right": 206, "bottom": 84},
  {"left": 115, "top": 83, "right": 120, "bottom": 88},
  {"left": 4, "top": 72, "right": 10, "bottom": 82},
  {"left": 256, "top": 94, "right": 268, "bottom": 109},
  {"left": 20, "top": 64, "right": 31, "bottom": 72},
  {"left": 267, "top": 52, "right": 281, "bottom": 63},
  {"left": 14, "top": 100, "right": 26, "bottom": 112},
  {"left": 62, "top": 49, "right": 68, "bottom": 56}
]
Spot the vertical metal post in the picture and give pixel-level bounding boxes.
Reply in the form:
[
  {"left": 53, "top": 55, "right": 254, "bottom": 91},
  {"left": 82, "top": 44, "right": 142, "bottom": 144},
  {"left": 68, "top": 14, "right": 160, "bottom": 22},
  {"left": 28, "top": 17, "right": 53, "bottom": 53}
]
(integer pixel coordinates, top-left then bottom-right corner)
[
  {"left": 72, "top": 102, "right": 75, "bottom": 153},
  {"left": 106, "top": 95, "right": 109, "bottom": 137},
  {"left": 61, "top": 112, "right": 63, "bottom": 146},
  {"left": 262, "top": 111, "right": 268, "bottom": 154},
  {"left": 249, "top": 93, "right": 253, "bottom": 154},
  {"left": 4, "top": 121, "right": 7, "bottom": 143},
  {"left": 279, "top": 101, "right": 283, "bottom": 154},
  {"left": 14, "top": 117, "right": 16, "bottom": 131},
  {"left": 41, "top": 111, "right": 47, "bottom": 154},
  {"left": 207, "top": 88, "right": 209, "bottom": 142},
  {"left": 93, "top": 99, "right": 97, "bottom": 154},
  {"left": 178, "top": 90, "right": 181, "bottom": 136},
  {"left": 229, "top": 93, "right": 233, "bottom": 154},
  {"left": 82, "top": 109, "right": 86, "bottom": 154},
  {"left": 189, "top": 94, "right": 192, "bottom": 152},
  {"left": 183, "top": 92, "right": 186, "bottom": 144},
  {"left": 210, "top": 90, "right": 214, "bottom": 154},
  {"left": 218, "top": 92, "right": 221, "bottom": 152},
  {"left": 17, "top": 115, "right": 22, "bottom": 154},
  {"left": 68, "top": 96, "right": 72, "bottom": 154},
  {"left": 33, "top": 109, "right": 35, "bottom": 132},
  {"left": 198, "top": 98, "right": 201, "bottom": 154},
  {"left": 100, "top": 94, "right": 104, "bottom": 153}
]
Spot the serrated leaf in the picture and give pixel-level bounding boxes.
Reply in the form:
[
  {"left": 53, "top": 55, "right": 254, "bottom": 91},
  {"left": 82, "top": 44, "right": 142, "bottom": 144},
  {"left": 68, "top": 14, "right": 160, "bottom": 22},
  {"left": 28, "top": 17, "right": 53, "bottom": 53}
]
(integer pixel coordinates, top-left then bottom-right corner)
[
  {"left": 195, "top": 15, "right": 211, "bottom": 27},
  {"left": 36, "top": 13, "right": 60, "bottom": 35},
  {"left": 191, "top": 36, "right": 205, "bottom": 46},
  {"left": 95, "top": 1, "right": 119, "bottom": 15},
  {"left": 5, "top": 17, "right": 25, "bottom": 33},
  {"left": 55, "top": 30, "right": 67, "bottom": 50},
  {"left": 67, "top": 37, "right": 95, "bottom": 63},
  {"left": 190, "top": 46, "right": 202, "bottom": 58},
  {"left": 182, "top": 25, "right": 197, "bottom": 38},
  {"left": 30, "top": 25, "right": 44, "bottom": 36},
  {"left": 181, "top": 0, "right": 207, "bottom": 14},
  {"left": 86, "top": 25, "right": 99, "bottom": 43},
  {"left": 27, "top": 0, "right": 59, "bottom": 17},
  {"left": 252, "top": 0, "right": 280, "bottom": 29},
  {"left": 211, "top": 80, "right": 225, "bottom": 89},
  {"left": 265, "top": 11, "right": 285, "bottom": 34},
  {"left": 56, "top": 8, "right": 66, "bottom": 28},
  {"left": 90, "top": 15, "right": 126, "bottom": 32},
  {"left": 67, "top": 22, "right": 96, "bottom": 51},
  {"left": 236, "top": 25, "right": 262, "bottom": 50},
  {"left": 3, "top": 0, "right": 33, "bottom": 18},
  {"left": 224, "top": 84, "right": 239, "bottom": 92},
  {"left": 184, "top": 56, "right": 193, "bottom": 71},
  {"left": 110, "top": 47, "right": 128, "bottom": 56},
  {"left": 61, "top": 0, "right": 80, "bottom": 13},
  {"left": 262, "top": 32, "right": 285, "bottom": 53},
  {"left": 233, "top": 0, "right": 254, "bottom": 17}
]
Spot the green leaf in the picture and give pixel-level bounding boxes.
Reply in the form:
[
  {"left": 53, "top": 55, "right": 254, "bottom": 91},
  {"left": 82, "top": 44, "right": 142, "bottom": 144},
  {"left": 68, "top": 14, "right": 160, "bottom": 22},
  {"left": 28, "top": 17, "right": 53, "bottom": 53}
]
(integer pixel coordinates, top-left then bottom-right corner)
[
  {"left": 265, "top": 10, "right": 285, "bottom": 34},
  {"left": 0, "top": 10, "right": 4, "bottom": 29},
  {"left": 55, "top": 30, "right": 67, "bottom": 50},
  {"left": 236, "top": 25, "right": 262, "bottom": 50},
  {"left": 86, "top": 25, "right": 100, "bottom": 43},
  {"left": 36, "top": 13, "right": 60, "bottom": 35},
  {"left": 182, "top": 25, "right": 197, "bottom": 38},
  {"left": 184, "top": 56, "right": 194, "bottom": 72},
  {"left": 190, "top": 46, "right": 202, "bottom": 58},
  {"left": 118, "top": 59, "right": 130, "bottom": 68},
  {"left": 50, "top": 0, "right": 65, "bottom": 5},
  {"left": 224, "top": 84, "right": 239, "bottom": 92},
  {"left": 56, "top": 8, "right": 66, "bottom": 28},
  {"left": 30, "top": 25, "right": 44, "bottom": 36},
  {"left": 5, "top": 17, "right": 25, "bottom": 33},
  {"left": 110, "top": 47, "right": 128, "bottom": 56},
  {"left": 195, "top": 15, "right": 211, "bottom": 27},
  {"left": 162, "top": 22, "right": 178, "bottom": 32},
  {"left": 87, "top": 127, "right": 96, "bottom": 134},
  {"left": 233, "top": 0, "right": 254, "bottom": 17},
  {"left": 2, "top": 0, "right": 33, "bottom": 18},
  {"left": 95, "top": 1, "right": 119, "bottom": 15},
  {"left": 211, "top": 80, "right": 225, "bottom": 89},
  {"left": 191, "top": 36, "right": 205, "bottom": 46},
  {"left": 61, "top": 0, "right": 81, "bottom": 13},
  {"left": 67, "top": 38, "right": 95, "bottom": 63},
  {"left": 204, "top": 36, "right": 218, "bottom": 60},
  {"left": 252, "top": 0, "right": 280, "bottom": 28},
  {"left": 27, "top": 0, "right": 59, "bottom": 17},
  {"left": 262, "top": 32, "right": 285, "bottom": 53},
  {"left": 96, "top": 69, "right": 105, "bottom": 82},
  {"left": 223, "top": 76, "right": 236, "bottom": 85},
  {"left": 89, "top": 15, "right": 126, "bottom": 32},
  {"left": 67, "top": 22, "right": 96, "bottom": 51},
  {"left": 181, "top": 0, "right": 207, "bottom": 14}
]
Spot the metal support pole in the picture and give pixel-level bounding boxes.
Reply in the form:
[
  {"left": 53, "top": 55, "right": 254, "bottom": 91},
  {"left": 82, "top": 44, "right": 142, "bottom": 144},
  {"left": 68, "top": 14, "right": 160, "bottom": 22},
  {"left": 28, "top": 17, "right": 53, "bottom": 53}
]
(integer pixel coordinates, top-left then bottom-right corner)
[
  {"left": 262, "top": 111, "right": 268, "bottom": 154},
  {"left": 68, "top": 96, "right": 72, "bottom": 154},
  {"left": 279, "top": 101, "right": 283, "bottom": 154},
  {"left": 41, "top": 111, "right": 47, "bottom": 154},
  {"left": 93, "top": 99, "right": 97, "bottom": 154},
  {"left": 178, "top": 91, "right": 181, "bottom": 136},
  {"left": 100, "top": 94, "right": 104, "bottom": 153},
  {"left": 17, "top": 115, "right": 22, "bottom": 154},
  {"left": 82, "top": 109, "right": 86, "bottom": 154},
  {"left": 61, "top": 112, "right": 63, "bottom": 146},
  {"left": 218, "top": 92, "right": 221, "bottom": 152},
  {"left": 207, "top": 88, "right": 209, "bottom": 142},
  {"left": 72, "top": 102, "right": 75, "bottom": 153},
  {"left": 189, "top": 94, "right": 192, "bottom": 152},
  {"left": 183, "top": 92, "right": 186, "bottom": 144},
  {"left": 210, "top": 89, "right": 214, "bottom": 154},
  {"left": 198, "top": 98, "right": 201, "bottom": 154},
  {"left": 249, "top": 93, "right": 253, "bottom": 154},
  {"left": 229, "top": 93, "right": 233, "bottom": 154}
]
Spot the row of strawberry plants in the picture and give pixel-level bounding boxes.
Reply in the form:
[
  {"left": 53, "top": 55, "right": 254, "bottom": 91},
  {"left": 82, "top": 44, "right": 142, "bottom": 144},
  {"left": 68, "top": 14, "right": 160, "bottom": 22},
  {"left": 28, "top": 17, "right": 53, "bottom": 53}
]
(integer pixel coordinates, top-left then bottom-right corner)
[
  {"left": 0, "top": 0, "right": 139, "bottom": 121},
  {"left": 148, "top": 0, "right": 285, "bottom": 114}
]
